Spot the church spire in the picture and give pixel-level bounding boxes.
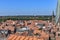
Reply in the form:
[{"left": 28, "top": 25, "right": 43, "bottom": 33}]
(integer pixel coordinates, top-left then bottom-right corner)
[{"left": 52, "top": 11, "right": 55, "bottom": 24}]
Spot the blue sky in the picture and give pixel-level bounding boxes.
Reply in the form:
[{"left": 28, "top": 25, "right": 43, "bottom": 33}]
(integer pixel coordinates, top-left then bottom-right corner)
[{"left": 0, "top": 0, "right": 57, "bottom": 16}]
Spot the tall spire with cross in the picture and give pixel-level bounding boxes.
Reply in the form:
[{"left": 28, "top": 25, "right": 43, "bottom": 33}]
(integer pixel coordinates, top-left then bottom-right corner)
[{"left": 52, "top": 11, "right": 55, "bottom": 24}]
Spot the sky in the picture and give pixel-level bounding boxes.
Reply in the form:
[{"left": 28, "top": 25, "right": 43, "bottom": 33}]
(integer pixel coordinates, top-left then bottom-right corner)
[{"left": 0, "top": 0, "right": 57, "bottom": 16}]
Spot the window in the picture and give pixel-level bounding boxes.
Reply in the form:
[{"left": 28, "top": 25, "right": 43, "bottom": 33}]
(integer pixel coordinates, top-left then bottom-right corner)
[
  {"left": 58, "top": 34, "right": 60, "bottom": 36},
  {"left": 27, "top": 23, "right": 31, "bottom": 25}
]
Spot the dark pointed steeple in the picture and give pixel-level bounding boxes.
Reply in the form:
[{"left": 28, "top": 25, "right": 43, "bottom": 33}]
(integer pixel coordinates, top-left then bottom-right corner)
[{"left": 52, "top": 11, "right": 55, "bottom": 24}]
